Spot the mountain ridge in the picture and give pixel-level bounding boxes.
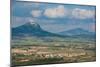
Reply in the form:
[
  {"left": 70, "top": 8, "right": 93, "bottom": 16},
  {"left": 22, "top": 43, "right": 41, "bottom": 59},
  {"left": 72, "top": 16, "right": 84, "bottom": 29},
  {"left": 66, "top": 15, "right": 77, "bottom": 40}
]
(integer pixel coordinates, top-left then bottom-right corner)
[{"left": 59, "top": 28, "right": 95, "bottom": 36}]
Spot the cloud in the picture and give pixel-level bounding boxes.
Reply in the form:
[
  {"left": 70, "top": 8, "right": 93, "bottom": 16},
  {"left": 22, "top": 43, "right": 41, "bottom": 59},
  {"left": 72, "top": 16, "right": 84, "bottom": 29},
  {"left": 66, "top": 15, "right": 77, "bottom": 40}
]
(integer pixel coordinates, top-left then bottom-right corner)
[
  {"left": 71, "top": 8, "right": 95, "bottom": 19},
  {"left": 31, "top": 10, "right": 42, "bottom": 17},
  {"left": 44, "top": 5, "right": 67, "bottom": 18},
  {"left": 44, "top": 5, "right": 95, "bottom": 19},
  {"left": 28, "top": 18, "right": 37, "bottom": 24}
]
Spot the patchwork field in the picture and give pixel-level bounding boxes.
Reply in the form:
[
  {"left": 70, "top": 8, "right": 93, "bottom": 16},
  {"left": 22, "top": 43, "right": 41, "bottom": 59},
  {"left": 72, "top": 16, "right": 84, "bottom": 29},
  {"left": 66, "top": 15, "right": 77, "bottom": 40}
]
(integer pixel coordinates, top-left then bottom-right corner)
[{"left": 11, "top": 40, "right": 96, "bottom": 66}]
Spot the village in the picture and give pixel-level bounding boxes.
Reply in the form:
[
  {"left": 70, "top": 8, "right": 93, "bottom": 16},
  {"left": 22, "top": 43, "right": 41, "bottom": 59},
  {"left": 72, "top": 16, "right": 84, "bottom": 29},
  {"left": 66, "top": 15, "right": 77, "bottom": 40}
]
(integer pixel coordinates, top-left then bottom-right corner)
[{"left": 12, "top": 46, "right": 95, "bottom": 63}]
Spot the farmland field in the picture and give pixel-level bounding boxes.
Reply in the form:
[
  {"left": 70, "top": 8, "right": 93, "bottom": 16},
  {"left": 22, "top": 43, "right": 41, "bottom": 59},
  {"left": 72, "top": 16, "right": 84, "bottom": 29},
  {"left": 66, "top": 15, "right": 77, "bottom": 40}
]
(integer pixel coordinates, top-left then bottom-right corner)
[{"left": 11, "top": 38, "right": 96, "bottom": 66}]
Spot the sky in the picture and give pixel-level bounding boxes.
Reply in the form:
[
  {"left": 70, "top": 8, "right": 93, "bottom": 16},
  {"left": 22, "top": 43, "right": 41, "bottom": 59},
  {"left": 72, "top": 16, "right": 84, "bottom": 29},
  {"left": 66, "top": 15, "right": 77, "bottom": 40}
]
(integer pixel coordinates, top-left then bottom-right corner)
[{"left": 11, "top": 0, "right": 96, "bottom": 33}]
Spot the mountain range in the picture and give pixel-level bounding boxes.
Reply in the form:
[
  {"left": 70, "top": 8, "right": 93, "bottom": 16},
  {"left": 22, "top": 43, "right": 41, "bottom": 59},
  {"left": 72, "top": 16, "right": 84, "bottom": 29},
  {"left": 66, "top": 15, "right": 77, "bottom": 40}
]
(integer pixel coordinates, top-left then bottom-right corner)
[{"left": 12, "top": 22, "right": 95, "bottom": 38}]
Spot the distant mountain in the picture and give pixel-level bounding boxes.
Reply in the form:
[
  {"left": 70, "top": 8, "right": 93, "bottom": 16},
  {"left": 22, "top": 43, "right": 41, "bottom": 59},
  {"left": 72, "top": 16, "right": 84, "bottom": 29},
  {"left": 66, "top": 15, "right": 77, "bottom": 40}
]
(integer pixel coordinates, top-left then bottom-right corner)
[
  {"left": 59, "top": 28, "right": 95, "bottom": 36},
  {"left": 12, "top": 22, "right": 63, "bottom": 37}
]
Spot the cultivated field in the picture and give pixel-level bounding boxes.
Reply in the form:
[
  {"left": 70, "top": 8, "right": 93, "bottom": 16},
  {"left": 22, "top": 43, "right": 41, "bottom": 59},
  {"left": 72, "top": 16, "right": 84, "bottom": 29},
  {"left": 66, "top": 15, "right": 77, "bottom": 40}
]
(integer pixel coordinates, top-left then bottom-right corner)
[{"left": 11, "top": 41, "right": 96, "bottom": 66}]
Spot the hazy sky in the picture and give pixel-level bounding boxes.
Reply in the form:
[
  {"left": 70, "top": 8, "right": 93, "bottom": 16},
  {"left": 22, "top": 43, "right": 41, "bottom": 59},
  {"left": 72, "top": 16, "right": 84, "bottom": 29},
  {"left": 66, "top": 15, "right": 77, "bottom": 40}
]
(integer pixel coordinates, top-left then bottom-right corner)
[{"left": 11, "top": 0, "right": 96, "bottom": 33}]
